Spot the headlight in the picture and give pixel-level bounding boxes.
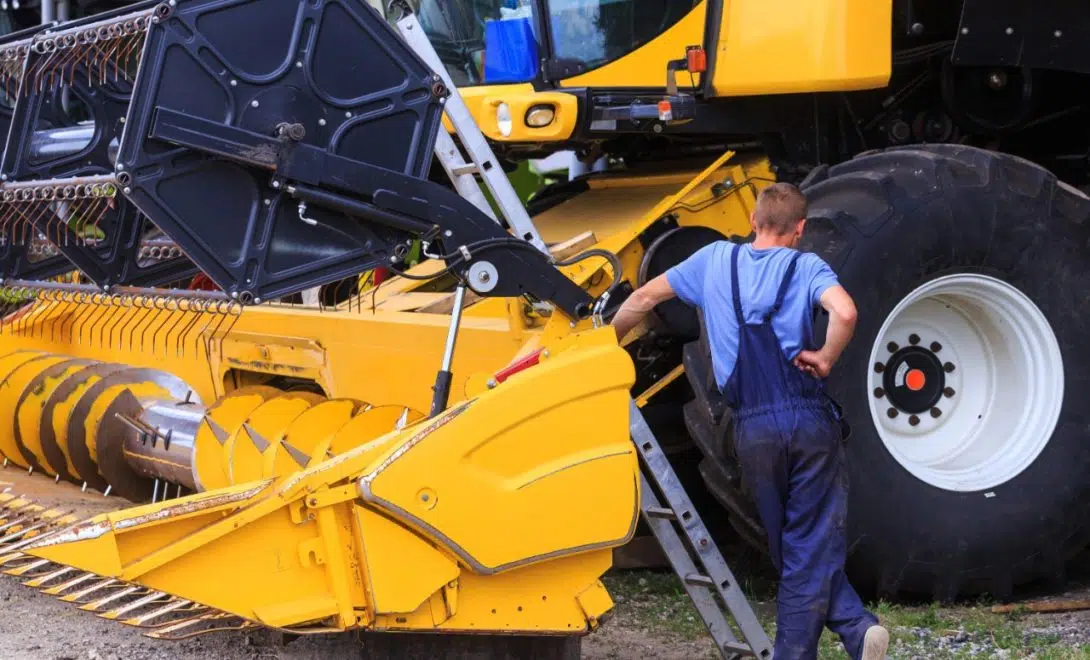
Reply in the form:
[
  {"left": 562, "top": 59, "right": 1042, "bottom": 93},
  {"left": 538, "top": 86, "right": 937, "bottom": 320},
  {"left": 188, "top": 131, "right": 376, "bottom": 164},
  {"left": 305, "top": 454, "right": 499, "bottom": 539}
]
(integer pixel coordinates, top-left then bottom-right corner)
[
  {"left": 496, "top": 102, "right": 513, "bottom": 137},
  {"left": 525, "top": 104, "right": 556, "bottom": 128}
]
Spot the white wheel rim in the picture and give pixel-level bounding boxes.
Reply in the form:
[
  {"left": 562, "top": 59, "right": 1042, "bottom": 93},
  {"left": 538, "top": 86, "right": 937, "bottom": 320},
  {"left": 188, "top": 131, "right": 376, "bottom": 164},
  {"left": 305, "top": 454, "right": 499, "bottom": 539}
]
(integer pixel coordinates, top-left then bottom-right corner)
[{"left": 867, "top": 274, "right": 1063, "bottom": 492}]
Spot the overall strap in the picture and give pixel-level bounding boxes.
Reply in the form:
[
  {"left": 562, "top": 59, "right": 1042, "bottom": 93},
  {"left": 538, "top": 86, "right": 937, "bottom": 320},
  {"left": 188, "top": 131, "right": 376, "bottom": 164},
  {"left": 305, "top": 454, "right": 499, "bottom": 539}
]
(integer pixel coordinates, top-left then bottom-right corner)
[
  {"left": 765, "top": 252, "right": 802, "bottom": 322},
  {"left": 729, "top": 244, "right": 745, "bottom": 324}
]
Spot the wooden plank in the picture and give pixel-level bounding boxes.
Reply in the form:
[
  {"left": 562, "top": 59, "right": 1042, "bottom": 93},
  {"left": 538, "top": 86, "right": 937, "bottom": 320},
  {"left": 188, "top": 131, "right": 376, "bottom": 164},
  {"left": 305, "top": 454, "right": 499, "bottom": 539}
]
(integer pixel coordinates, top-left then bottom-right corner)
[
  {"left": 416, "top": 289, "right": 483, "bottom": 315},
  {"left": 548, "top": 231, "right": 597, "bottom": 261},
  {"left": 375, "top": 292, "right": 450, "bottom": 312},
  {"left": 992, "top": 599, "right": 1090, "bottom": 614}
]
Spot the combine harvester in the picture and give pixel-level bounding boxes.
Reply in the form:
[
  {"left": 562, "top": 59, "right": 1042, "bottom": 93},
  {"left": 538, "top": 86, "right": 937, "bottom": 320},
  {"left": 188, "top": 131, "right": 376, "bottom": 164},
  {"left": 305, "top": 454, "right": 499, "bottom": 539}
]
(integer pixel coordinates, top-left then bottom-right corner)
[{"left": 0, "top": 0, "right": 1087, "bottom": 656}]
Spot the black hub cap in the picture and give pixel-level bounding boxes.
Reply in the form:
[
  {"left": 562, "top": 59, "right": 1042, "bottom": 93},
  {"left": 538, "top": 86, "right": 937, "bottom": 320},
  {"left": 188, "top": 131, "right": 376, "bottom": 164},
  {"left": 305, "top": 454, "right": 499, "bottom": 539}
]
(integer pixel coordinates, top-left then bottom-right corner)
[{"left": 881, "top": 346, "right": 946, "bottom": 414}]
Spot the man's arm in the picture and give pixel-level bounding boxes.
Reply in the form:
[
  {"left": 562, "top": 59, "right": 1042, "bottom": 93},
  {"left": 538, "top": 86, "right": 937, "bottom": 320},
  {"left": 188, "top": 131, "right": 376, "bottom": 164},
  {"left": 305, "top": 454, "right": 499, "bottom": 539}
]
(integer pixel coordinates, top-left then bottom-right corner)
[
  {"left": 610, "top": 274, "right": 677, "bottom": 342},
  {"left": 794, "top": 284, "right": 858, "bottom": 378}
]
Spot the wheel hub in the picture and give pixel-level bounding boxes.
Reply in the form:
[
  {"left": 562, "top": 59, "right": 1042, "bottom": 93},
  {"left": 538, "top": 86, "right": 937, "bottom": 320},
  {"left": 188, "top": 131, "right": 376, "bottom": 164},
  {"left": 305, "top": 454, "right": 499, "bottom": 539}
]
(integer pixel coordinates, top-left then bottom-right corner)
[
  {"left": 880, "top": 344, "right": 947, "bottom": 415},
  {"left": 866, "top": 274, "right": 1063, "bottom": 492}
]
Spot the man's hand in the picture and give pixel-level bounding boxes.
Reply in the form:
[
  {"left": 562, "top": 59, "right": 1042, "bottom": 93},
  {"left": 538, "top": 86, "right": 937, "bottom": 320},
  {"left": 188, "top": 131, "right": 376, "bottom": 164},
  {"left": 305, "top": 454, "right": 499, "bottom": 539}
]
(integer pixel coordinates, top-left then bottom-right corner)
[
  {"left": 794, "top": 350, "right": 833, "bottom": 379},
  {"left": 797, "top": 285, "right": 858, "bottom": 378}
]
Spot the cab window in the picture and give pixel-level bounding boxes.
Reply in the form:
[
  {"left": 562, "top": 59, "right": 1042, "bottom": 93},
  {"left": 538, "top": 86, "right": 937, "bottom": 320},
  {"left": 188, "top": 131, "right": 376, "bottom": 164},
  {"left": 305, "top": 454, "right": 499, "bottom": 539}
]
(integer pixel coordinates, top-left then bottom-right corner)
[{"left": 546, "top": 0, "right": 699, "bottom": 72}]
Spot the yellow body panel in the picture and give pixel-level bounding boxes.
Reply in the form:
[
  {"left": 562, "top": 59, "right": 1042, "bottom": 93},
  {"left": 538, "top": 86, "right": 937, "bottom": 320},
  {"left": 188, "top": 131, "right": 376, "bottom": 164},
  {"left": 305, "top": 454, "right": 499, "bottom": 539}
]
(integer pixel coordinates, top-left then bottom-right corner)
[
  {"left": 362, "top": 337, "right": 638, "bottom": 574},
  {"left": 559, "top": 2, "right": 706, "bottom": 89},
  {"left": 710, "top": 0, "right": 892, "bottom": 96}
]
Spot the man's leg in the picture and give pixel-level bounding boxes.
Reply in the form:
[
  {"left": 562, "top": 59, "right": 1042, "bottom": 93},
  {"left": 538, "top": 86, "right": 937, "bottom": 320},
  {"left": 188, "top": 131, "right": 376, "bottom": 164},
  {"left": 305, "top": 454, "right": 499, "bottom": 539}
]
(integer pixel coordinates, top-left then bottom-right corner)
[
  {"left": 782, "top": 415, "right": 877, "bottom": 660},
  {"left": 732, "top": 415, "right": 793, "bottom": 655}
]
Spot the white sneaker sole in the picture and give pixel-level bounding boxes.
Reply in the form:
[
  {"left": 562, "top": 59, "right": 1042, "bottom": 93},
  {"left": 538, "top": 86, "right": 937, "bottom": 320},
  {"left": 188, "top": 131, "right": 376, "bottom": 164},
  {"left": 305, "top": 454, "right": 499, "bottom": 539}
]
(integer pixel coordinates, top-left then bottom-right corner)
[{"left": 862, "top": 625, "right": 889, "bottom": 660}]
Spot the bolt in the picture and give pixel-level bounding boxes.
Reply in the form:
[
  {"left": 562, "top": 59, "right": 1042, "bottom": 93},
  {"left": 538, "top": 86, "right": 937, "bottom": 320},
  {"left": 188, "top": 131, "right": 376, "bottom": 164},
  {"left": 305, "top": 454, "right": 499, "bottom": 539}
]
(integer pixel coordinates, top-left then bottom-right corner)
[
  {"left": 420, "top": 493, "right": 429, "bottom": 502},
  {"left": 230, "top": 79, "right": 237, "bottom": 86},
  {"left": 930, "top": 407, "right": 942, "bottom": 418},
  {"left": 486, "top": 378, "right": 498, "bottom": 389},
  {"left": 295, "top": 61, "right": 303, "bottom": 68},
  {"left": 251, "top": 100, "right": 259, "bottom": 108},
  {"left": 944, "top": 362, "right": 955, "bottom": 373},
  {"left": 123, "top": 187, "right": 131, "bottom": 194},
  {"left": 944, "top": 387, "right": 956, "bottom": 398},
  {"left": 272, "top": 180, "right": 281, "bottom": 189},
  {"left": 1055, "top": 29, "right": 1063, "bottom": 38},
  {"left": 444, "top": 229, "right": 453, "bottom": 237},
  {"left": 477, "top": 271, "right": 490, "bottom": 284},
  {"left": 345, "top": 111, "right": 352, "bottom": 118},
  {"left": 318, "top": 118, "right": 327, "bottom": 126},
  {"left": 873, "top": 387, "right": 885, "bottom": 399},
  {"left": 874, "top": 362, "right": 885, "bottom": 374},
  {"left": 887, "top": 407, "right": 898, "bottom": 419},
  {"left": 230, "top": 291, "right": 239, "bottom": 299},
  {"left": 911, "top": 22, "right": 924, "bottom": 35},
  {"left": 1005, "top": 26, "right": 1014, "bottom": 35},
  {"left": 909, "top": 415, "right": 920, "bottom": 426},
  {"left": 263, "top": 199, "right": 271, "bottom": 206},
  {"left": 961, "top": 27, "right": 969, "bottom": 35},
  {"left": 887, "top": 342, "right": 899, "bottom": 353},
  {"left": 909, "top": 334, "right": 920, "bottom": 345},
  {"left": 652, "top": 124, "right": 664, "bottom": 134},
  {"left": 254, "top": 297, "right": 262, "bottom": 304},
  {"left": 930, "top": 341, "right": 942, "bottom": 352}
]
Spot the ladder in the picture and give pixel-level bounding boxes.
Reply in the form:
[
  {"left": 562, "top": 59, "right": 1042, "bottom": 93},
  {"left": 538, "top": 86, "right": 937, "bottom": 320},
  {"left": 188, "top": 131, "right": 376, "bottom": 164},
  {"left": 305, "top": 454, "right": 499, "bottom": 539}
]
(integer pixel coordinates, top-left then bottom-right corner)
[
  {"left": 632, "top": 401, "right": 773, "bottom": 659},
  {"left": 394, "top": 9, "right": 772, "bottom": 659},
  {"left": 394, "top": 13, "right": 549, "bottom": 254}
]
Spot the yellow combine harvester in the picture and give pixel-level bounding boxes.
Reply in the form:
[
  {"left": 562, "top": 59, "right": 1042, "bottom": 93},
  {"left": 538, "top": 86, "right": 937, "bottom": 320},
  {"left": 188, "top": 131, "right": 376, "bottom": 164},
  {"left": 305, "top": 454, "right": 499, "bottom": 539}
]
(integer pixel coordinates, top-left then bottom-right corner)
[{"left": 0, "top": 0, "right": 1086, "bottom": 655}]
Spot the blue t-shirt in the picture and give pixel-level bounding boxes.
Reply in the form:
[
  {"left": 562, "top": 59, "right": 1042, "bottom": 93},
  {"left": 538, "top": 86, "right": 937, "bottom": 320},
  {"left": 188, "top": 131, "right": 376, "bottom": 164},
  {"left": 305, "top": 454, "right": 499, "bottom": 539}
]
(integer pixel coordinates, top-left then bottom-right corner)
[{"left": 666, "top": 242, "right": 840, "bottom": 390}]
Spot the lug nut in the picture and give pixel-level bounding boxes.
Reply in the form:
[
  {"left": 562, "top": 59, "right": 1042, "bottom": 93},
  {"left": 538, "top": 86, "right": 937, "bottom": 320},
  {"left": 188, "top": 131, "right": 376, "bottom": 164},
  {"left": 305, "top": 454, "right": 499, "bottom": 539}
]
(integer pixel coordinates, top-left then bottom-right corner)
[
  {"left": 930, "top": 407, "right": 942, "bottom": 418},
  {"left": 909, "top": 334, "right": 920, "bottom": 345},
  {"left": 944, "top": 362, "right": 955, "bottom": 373},
  {"left": 930, "top": 341, "right": 942, "bottom": 352},
  {"left": 909, "top": 415, "right": 920, "bottom": 426},
  {"left": 887, "top": 342, "right": 899, "bottom": 353},
  {"left": 944, "top": 387, "right": 956, "bottom": 398},
  {"left": 874, "top": 363, "right": 885, "bottom": 374},
  {"left": 887, "top": 407, "right": 898, "bottom": 419},
  {"left": 873, "top": 387, "right": 885, "bottom": 399}
]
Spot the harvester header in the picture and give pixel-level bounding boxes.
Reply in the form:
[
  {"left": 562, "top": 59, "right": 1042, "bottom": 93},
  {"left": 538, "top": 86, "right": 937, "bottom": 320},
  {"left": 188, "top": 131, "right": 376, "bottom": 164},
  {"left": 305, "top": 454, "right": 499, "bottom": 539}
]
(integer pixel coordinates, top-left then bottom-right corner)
[{"left": 0, "top": 0, "right": 594, "bottom": 319}]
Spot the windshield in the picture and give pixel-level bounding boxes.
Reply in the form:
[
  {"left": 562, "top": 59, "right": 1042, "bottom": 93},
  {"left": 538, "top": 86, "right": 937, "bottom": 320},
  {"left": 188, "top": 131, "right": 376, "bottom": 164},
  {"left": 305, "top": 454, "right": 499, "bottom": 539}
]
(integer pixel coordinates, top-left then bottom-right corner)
[
  {"left": 547, "top": 0, "right": 699, "bottom": 71},
  {"left": 415, "top": 0, "right": 540, "bottom": 86}
]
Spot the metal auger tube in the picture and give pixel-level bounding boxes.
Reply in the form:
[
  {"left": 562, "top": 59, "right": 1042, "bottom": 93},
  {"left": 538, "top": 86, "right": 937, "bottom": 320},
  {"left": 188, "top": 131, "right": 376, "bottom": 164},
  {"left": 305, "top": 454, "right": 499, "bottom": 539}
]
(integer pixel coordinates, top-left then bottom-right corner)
[{"left": 115, "top": 398, "right": 206, "bottom": 492}]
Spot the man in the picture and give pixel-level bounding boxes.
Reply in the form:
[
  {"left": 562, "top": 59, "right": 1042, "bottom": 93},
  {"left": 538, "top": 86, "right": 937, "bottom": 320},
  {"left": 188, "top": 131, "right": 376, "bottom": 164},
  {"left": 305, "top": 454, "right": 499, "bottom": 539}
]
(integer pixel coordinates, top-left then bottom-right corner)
[{"left": 611, "top": 183, "right": 888, "bottom": 660}]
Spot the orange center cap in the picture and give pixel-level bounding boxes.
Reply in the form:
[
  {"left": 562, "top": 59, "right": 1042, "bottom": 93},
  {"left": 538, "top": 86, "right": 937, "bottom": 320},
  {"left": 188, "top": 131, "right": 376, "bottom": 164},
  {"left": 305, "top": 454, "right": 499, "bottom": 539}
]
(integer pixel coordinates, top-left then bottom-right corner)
[{"left": 905, "top": 369, "right": 926, "bottom": 392}]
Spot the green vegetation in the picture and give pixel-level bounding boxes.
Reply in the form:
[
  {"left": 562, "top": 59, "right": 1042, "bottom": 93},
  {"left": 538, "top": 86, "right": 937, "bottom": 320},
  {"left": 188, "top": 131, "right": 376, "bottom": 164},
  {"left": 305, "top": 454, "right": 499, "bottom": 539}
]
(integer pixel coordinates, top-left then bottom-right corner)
[{"left": 602, "top": 570, "right": 1090, "bottom": 659}]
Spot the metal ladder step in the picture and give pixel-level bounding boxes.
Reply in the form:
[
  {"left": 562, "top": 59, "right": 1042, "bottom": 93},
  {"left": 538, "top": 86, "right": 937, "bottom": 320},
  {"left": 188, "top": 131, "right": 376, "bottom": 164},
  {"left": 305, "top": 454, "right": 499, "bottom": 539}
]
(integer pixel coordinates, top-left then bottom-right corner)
[{"left": 631, "top": 401, "right": 773, "bottom": 660}]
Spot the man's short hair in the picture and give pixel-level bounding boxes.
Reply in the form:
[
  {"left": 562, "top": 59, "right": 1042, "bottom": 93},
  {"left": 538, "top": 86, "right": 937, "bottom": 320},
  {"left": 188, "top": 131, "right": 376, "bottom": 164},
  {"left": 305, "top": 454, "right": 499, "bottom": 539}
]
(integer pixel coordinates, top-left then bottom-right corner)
[{"left": 753, "top": 182, "right": 808, "bottom": 235}]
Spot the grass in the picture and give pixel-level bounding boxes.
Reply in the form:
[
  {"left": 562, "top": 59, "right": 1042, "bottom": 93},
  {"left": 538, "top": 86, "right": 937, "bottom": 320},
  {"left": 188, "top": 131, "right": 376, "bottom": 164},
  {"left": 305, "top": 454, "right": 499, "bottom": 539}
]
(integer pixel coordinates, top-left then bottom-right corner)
[{"left": 601, "top": 570, "right": 1090, "bottom": 659}]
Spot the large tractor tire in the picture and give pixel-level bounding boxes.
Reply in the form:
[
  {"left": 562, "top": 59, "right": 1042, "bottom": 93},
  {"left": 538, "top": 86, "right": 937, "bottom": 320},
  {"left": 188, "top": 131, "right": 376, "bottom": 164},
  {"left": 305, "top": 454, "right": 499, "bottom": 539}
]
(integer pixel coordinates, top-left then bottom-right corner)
[{"left": 687, "top": 144, "right": 1090, "bottom": 601}]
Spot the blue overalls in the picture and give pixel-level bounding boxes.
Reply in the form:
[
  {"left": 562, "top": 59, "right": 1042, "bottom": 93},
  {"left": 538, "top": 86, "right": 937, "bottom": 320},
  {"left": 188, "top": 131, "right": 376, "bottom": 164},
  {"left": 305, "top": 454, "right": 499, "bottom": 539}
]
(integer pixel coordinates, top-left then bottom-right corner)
[{"left": 722, "top": 248, "right": 877, "bottom": 659}]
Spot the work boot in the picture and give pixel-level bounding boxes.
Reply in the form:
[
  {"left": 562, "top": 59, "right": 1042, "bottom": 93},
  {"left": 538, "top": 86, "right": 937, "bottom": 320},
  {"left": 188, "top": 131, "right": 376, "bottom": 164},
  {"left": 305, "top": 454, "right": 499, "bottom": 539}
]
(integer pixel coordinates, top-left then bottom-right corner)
[{"left": 861, "top": 624, "right": 889, "bottom": 660}]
